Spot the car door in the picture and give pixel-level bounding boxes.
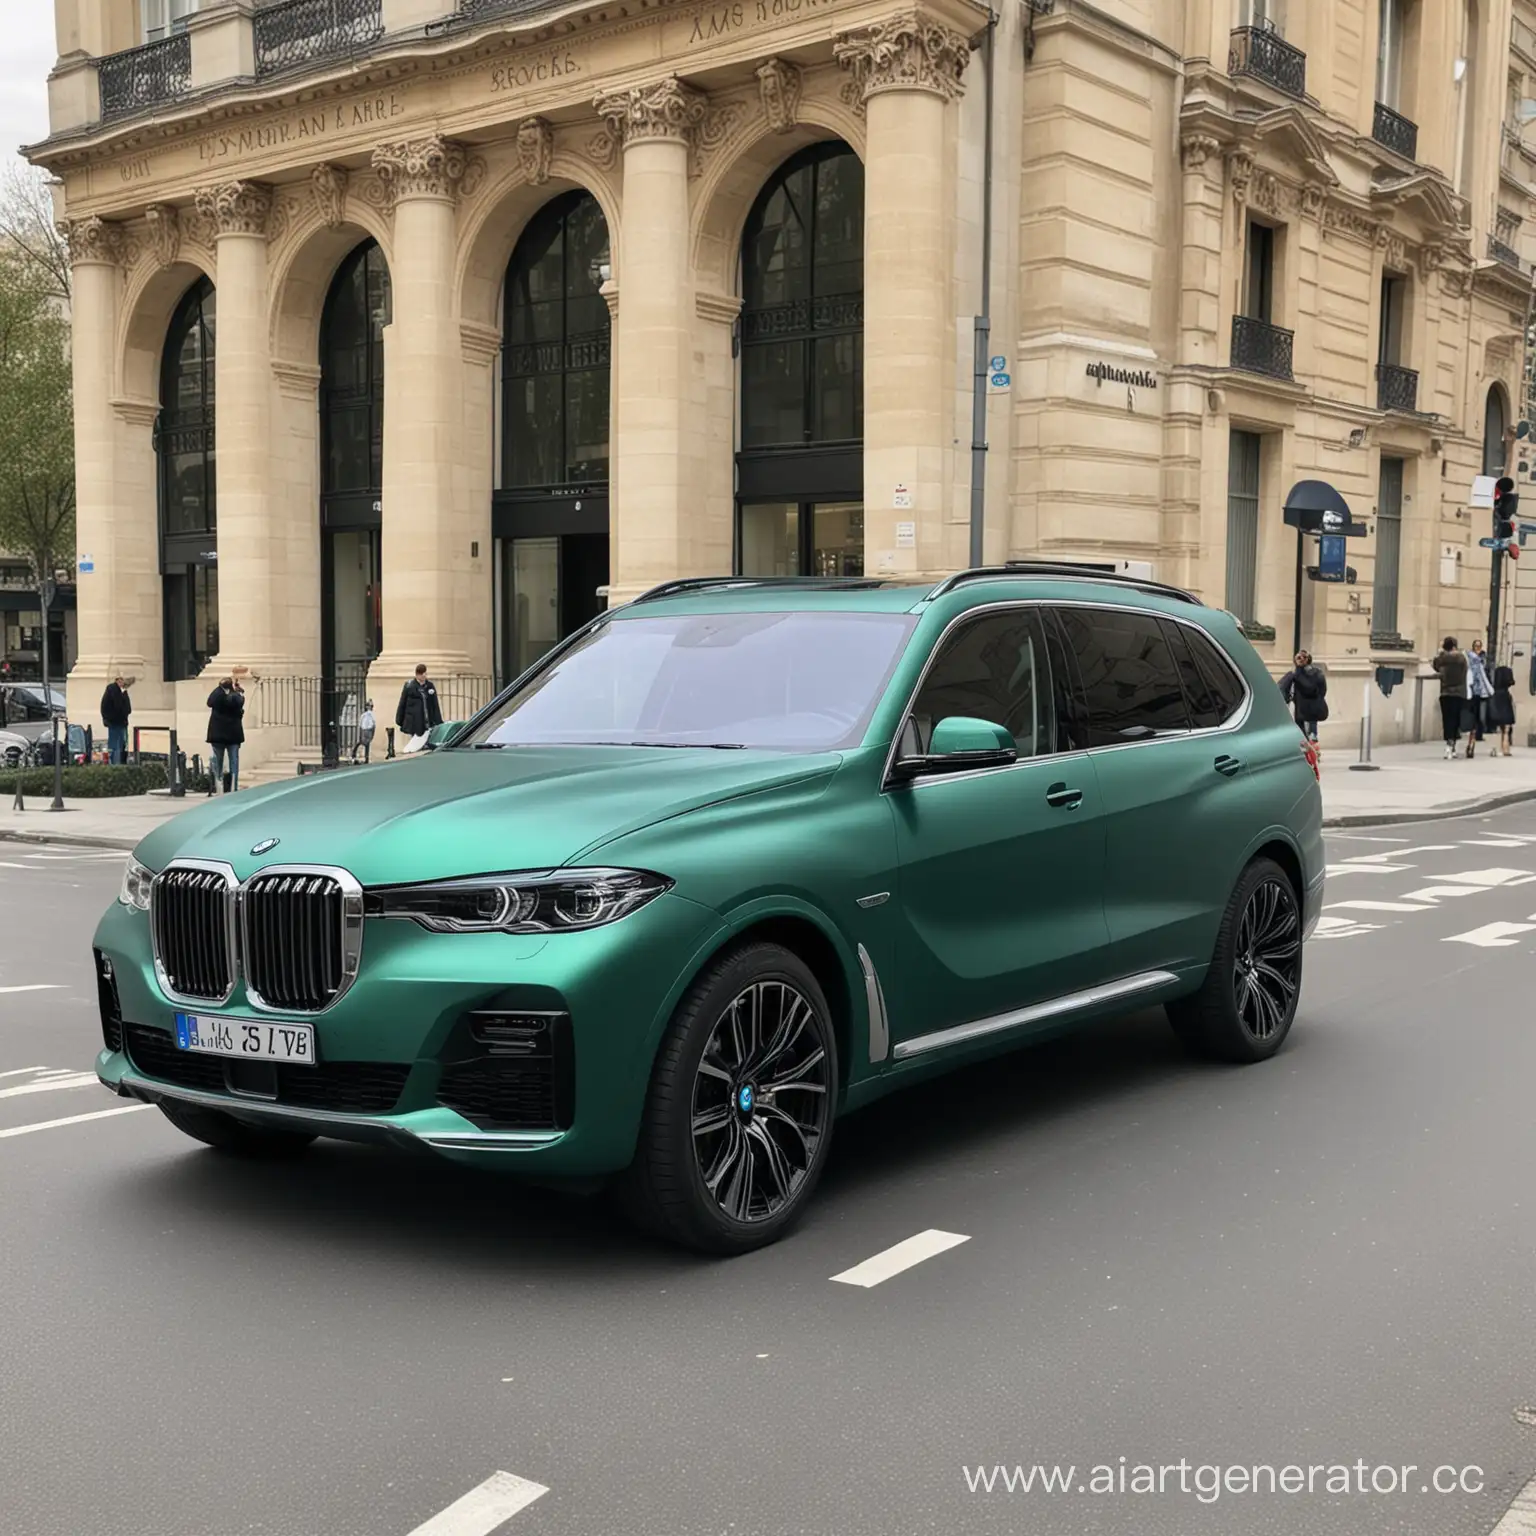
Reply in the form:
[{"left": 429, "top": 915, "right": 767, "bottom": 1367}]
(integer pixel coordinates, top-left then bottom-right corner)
[
  {"left": 887, "top": 605, "right": 1111, "bottom": 1051},
  {"left": 1049, "top": 603, "right": 1250, "bottom": 977}
]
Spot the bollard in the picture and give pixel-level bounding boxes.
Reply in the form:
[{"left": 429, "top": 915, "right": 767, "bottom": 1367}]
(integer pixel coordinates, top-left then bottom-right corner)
[
  {"left": 1348, "top": 679, "right": 1379, "bottom": 772},
  {"left": 48, "top": 715, "right": 65, "bottom": 810},
  {"left": 169, "top": 730, "right": 185, "bottom": 798}
]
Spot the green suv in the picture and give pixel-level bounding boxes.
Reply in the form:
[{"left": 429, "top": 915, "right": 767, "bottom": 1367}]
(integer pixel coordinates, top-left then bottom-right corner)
[{"left": 94, "top": 566, "right": 1324, "bottom": 1253}]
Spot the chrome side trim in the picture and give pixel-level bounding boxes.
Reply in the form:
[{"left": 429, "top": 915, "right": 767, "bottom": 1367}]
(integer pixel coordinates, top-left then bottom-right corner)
[
  {"left": 856, "top": 943, "right": 891, "bottom": 1063},
  {"left": 892, "top": 969, "right": 1180, "bottom": 1060},
  {"left": 856, "top": 891, "right": 890, "bottom": 908},
  {"left": 239, "top": 863, "right": 366, "bottom": 1015},
  {"left": 149, "top": 859, "right": 240, "bottom": 1008}
]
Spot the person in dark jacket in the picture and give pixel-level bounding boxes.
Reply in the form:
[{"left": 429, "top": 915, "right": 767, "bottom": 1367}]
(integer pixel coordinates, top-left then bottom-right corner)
[
  {"left": 1279, "top": 651, "right": 1329, "bottom": 746},
  {"left": 100, "top": 673, "right": 133, "bottom": 765},
  {"left": 1431, "top": 636, "right": 1469, "bottom": 759},
  {"left": 206, "top": 676, "right": 246, "bottom": 794},
  {"left": 1490, "top": 659, "right": 1518, "bottom": 757},
  {"left": 395, "top": 663, "right": 442, "bottom": 752}
]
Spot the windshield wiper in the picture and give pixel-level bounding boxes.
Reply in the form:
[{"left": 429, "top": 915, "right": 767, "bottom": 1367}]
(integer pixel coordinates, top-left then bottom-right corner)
[{"left": 627, "top": 740, "right": 747, "bottom": 750}]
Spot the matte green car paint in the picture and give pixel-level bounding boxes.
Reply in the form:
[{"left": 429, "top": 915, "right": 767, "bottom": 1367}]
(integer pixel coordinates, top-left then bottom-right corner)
[{"left": 93, "top": 574, "right": 1324, "bottom": 1178}]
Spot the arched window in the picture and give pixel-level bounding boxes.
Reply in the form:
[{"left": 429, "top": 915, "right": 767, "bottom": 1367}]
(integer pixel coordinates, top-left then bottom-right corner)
[
  {"left": 737, "top": 141, "right": 865, "bottom": 578},
  {"left": 501, "top": 191, "right": 611, "bottom": 490},
  {"left": 1484, "top": 383, "right": 1509, "bottom": 476},
  {"left": 158, "top": 277, "right": 218, "bottom": 681}
]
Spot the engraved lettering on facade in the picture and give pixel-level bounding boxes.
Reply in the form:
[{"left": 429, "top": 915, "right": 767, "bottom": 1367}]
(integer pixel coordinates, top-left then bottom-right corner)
[
  {"left": 689, "top": 5, "right": 745, "bottom": 42},
  {"left": 489, "top": 52, "right": 581, "bottom": 93},
  {"left": 118, "top": 156, "right": 152, "bottom": 185},
  {"left": 195, "top": 95, "right": 406, "bottom": 164}
]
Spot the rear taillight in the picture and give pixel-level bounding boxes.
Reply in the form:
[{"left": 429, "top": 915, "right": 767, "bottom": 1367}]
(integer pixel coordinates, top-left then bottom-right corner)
[{"left": 1300, "top": 736, "right": 1320, "bottom": 781}]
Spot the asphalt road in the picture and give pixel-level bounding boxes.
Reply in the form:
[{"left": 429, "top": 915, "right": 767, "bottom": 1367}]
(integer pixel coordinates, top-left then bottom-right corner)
[{"left": 6, "top": 815, "right": 1536, "bottom": 1536}]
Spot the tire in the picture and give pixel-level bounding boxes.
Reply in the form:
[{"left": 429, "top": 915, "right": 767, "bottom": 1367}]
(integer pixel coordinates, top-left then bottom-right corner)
[
  {"left": 157, "top": 1099, "right": 317, "bottom": 1157},
  {"left": 1167, "top": 857, "right": 1303, "bottom": 1064},
  {"left": 619, "top": 942, "right": 838, "bottom": 1255}
]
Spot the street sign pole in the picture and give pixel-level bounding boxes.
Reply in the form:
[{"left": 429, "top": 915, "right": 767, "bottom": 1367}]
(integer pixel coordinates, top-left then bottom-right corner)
[
  {"left": 1489, "top": 546, "right": 1505, "bottom": 668},
  {"left": 1292, "top": 526, "right": 1305, "bottom": 659}
]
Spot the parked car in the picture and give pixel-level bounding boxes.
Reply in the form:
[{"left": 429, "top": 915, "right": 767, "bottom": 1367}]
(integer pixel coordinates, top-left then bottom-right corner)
[
  {"left": 0, "top": 727, "right": 29, "bottom": 770},
  {"left": 93, "top": 566, "right": 1325, "bottom": 1253},
  {"left": 0, "top": 683, "right": 66, "bottom": 744}
]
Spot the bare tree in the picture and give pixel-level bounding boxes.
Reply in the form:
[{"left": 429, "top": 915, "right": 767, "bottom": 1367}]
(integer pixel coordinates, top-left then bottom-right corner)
[{"left": 0, "top": 163, "right": 71, "bottom": 304}]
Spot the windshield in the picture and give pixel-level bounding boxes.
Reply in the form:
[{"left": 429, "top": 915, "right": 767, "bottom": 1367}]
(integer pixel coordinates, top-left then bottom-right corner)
[{"left": 457, "top": 610, "right": 918, "bottom": 752}]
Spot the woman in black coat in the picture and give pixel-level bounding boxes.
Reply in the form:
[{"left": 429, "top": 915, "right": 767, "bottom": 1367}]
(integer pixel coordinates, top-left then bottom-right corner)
[
  {"left": 1280, "top": 650, "right": 1329, "bottom": 746},
  {"left": 1490, "top": 662, "right": 1518, "bottom": 757},
  {"left": 206, "top": 677, "right": 246, "bottom": 794}
]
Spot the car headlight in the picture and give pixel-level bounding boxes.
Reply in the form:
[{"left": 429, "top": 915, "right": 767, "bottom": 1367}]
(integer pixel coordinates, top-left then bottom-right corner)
[
  {"left": 119, "top": 856, "right": 154, "bottom": 912},
  {"left": 367, "top": 869, "right": 672, "bottom": 934}
]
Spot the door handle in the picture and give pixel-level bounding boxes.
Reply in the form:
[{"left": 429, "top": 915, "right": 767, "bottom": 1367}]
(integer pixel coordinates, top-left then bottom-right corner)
[
  {"left": 1214, "top": 754, "right": 1243, "bottom": 778},
  {"left": 1046, "top": 782, "right": 1084, "bottom": 809}
]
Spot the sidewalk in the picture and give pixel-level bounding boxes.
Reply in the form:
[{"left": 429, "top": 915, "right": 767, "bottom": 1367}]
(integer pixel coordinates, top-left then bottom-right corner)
[{"left": 2, "top": 741, "right": 1535, "bottom": 849}]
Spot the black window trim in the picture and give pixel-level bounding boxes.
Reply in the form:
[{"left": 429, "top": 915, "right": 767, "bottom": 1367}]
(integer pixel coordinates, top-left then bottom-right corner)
[{"left": 881, "top": 598, "right": 1253, "bottom": 791}]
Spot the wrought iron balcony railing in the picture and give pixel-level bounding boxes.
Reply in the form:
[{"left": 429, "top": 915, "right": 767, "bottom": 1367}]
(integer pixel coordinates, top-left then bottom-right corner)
[
  {"left": 1228, "top": 25, "right": 1307, "bottom": 100},
  {"left": 1230, "top": 314, "right": 1294, "bottom": 382},
  {"left": 454, "top": 0, "right": 558, "bottom": 19},
  {"left": 98, "top": 32, "right": 191, "bottom": 122},
  {"left": 255, "top": 0, "right": 384, "bottom": 79},
  {"left": 1376, "top": 362, "right": 1420, "bottom": 413},
  {"left": 1489, "top": 234, "right": 1524, "bottom": 270},
  {"left": 1372, "top": 101, "right": 1419, "bottom": 161}
]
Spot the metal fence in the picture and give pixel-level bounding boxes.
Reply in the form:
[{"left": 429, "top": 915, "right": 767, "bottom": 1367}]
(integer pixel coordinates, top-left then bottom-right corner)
[
  {"left": 98, "top": 32, "right": 191, "bottom": 121},
  {"left": 254, "top": 0, "right": 384, "bottom": 78}
]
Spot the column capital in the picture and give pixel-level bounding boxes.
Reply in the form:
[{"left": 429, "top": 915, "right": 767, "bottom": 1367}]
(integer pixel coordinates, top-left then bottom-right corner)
[
  {"left": 371, "top": 135, "right": 468, "bottom": 203},
  {"left": 194, "top": 180, "right": 274, "bottom": 238},
  {"left": 594, "top": 75, "right": 706, "bottom": 148},
  {"left": 62, "top": 216, "right": 127, "bottom": 268},
  {"left": 833, "top": 10, "right": 973, "bottom": 105}
]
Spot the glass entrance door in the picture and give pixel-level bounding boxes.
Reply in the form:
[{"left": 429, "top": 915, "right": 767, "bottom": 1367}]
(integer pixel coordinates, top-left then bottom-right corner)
[
  {"left": 322, "top": 528, "right": 379, "bottom": 759},
  {"left": 739, "top": 502, "right": 863, "bottom": 578},
  {"left": 499, "top": 533, "right": 609, "bottom": 684}
]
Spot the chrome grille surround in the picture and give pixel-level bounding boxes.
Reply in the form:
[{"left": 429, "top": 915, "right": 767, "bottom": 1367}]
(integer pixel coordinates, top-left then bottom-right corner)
[
  {"left": 150, "top": 860, "right": 239, "bottom": 1007},
  {"left": 240, "top": 864, "right": 365, "bottom": 1014}
]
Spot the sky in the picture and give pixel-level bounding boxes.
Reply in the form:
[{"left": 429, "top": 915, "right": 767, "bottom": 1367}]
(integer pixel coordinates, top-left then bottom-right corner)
[{"left": 0, "top": 8, "right": 58, "bottom": 160}]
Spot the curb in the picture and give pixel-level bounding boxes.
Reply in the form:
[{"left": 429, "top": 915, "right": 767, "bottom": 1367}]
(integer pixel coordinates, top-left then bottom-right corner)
[
  {"left": 1322, "top": 785, "right": 1536, "bottom": 828},
  {"left": 0, "top": 828, "right": 138, "bottom": 852}
]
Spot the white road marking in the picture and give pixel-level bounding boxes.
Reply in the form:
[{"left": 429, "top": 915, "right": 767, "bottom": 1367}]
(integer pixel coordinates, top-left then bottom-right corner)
[
  {"left": 1325, "top": 900, "right": 1435, "bottom": 913},
  {"left": 1326, "top": 834, "right": 1410, "bottom": 843},
  {"left": 405, "top": 1471, "right": 550, "bottom": 1536},
  {"left": 1435, "top": 868, "right": 1532, "bottom": 887},
  {"left": 0, "top": 1066, "right": 46, "bottom": 1080},
  {"left": 1325, "top": 863, "right": 1416, "bottom": 876},
  {"left": 1311, "top": 916, "right": 1382, "bottom": 939},
  {"left": 0, "top": 1105, "right": 152, "bottom": 1140},
  {"left": 0, "top": 1073, "right": 100, "bottom": 1101},
  {"left": 1488, "top": 1469, "right": 1536, "bottom": 1533},
  {"left": 1400, "top": 885, "right": 1486, "bottom": 904},
  {"left": 1352, "top": 844, "right": 1455, "bottom": 861},
  {"left": 1461, "top": 839, "right": 1536, "bottom": 849},
  {"left": 0, "top": 984, "right": 65, "bottom": 996},
  {"left": 1444, "top": 922, "right": 1536, "bottom": 948},
  {"left": 831, "top": 1229, "right": 972, "bottom": 1288}
]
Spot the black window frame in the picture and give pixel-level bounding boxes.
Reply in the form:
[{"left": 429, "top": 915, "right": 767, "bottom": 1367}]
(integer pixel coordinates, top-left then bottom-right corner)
[
  {"left": 1045, "top": 605, "right": 1197, "bottom": 746},
  {"left": 321, "top": 238, "right": 390, "bottom": 523}
]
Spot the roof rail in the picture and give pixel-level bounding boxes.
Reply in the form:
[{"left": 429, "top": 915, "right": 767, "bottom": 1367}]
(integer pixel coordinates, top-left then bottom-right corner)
[
  {"left": 629, "top": 575, "right": 893, "bottom": 605},
  {"left": 926, "top": 562, "right": 1199, "bottom": 605}
]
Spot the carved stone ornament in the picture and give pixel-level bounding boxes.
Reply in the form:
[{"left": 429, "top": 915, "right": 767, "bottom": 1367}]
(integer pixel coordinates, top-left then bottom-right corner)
[
  {"left": 194, "top": 181, "right": 273, "bottom": 238},
  {"left": 1418, "top": 242, "right": 1446, "bottom": 280},
  {"left": 1179, "top": 135, "right": 1220, "bottom": 174},
  {"left": 833, "top": 12, "right": 972, "bottom": 107},
  {"left": 372, "top": 136, "right": 469, "bottom": 202},
  {"left": 1322, "top": 201, "right": 1379, "bottom": 243},
  {"left": 1227, "top": 152, "right": 1255, "bottom": 206},
  {"left": 691, "top": 100, "right": 749, "bottom": 177},
  {"left": 757, "top": 57, "right": 802, "bottom": 133},
  {"left": 517, "top": 118, "right": 555, "bottom": 185},
  {"left": 594, "top": 76, "right": 707, "bottom": 147},
  {"left": 1300, "top": 183, "right": 1327, "bottom": 221},
  {"left": 1251, "top": 172, "right": 1286, "bottom": 218},
  {"left": 312, "top": 163, "right": 349, "bottom": 230},
  {"left": 1377, "top": 226, "right": 1407, "bottom": 268},
  {"left": 587, "top": 128, "right": 619, "bottom": 171},
  {"left": 143, "top": 205, "right": 180, "bottom": 269},
  {"left": 62, "top": 215, "right": 125, "bottom": 266}
]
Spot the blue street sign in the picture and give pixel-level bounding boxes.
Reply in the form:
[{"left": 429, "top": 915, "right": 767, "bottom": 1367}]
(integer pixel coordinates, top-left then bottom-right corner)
[
  {"left": 1480, "top": 536, "right": 1512, "bottom": 550},
  {"left": 77, "top": 559, "right": 93, "bottom": 574},
  {"left": 990, "top": 372, "right": 1010, "bottom": 389},
  {"left": 989, "top": 355, "right": 1006, "bottom": 371},
  {"left": 1317, "top": 533, "right": 1347, "bottom": 581}
]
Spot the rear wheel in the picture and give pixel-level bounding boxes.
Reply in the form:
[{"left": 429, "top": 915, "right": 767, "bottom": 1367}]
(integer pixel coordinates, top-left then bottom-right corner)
[
  {"left": 157, "top": 1100, "right": 316, "bottom": 1157},
  {"left": 1167, "top": 857, "right": 1302, "bottom": 1063},
  {"left": 620, "top": 943, "right": 837, "bottom": 1254}
]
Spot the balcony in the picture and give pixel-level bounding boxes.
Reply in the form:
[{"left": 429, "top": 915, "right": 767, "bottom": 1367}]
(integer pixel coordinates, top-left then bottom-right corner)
[
  {"left": 97, "top": 32, "right": 191, "bottom": 122},
  {"left": 1228, "top": 25, "right": 1307, "bottom": 100},
  {"left": 1372, "top": 101, "right": 1419, "bottom": 161},
  {"left": 1231, "top": 315, "right": 1294, "bottom": 382},
  {"left": 1376, "top": 362, "right": 1420, "bottom": 413},
  {"left": 1489, "top": 234, "right": 1524, "bottom": 271},
  {"left": 254, "top": 0, "right": 384, "bottom": 79},
  {"left": 453, "top": 0, "right": 556, "bottom": 18}
]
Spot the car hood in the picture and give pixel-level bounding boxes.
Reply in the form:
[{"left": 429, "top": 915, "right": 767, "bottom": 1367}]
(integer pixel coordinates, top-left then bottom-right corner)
[{"left": 134, "top": 746, "right": 842, "bottom": 886}]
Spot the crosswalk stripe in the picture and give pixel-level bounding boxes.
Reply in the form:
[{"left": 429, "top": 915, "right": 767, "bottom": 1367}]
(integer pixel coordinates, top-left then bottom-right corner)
[
  {"left": 831, "top": 1229, "right": 972, "bottom": 1287},
  {"left": 405, "top": 1472, "right": 550, "bottom": 1536},
  {"left": 1444, "top": 922, "right": 1536, "bottom": 948},
  {"left": 0, "top": 1074, "right": 100, "bottom": 1101}
]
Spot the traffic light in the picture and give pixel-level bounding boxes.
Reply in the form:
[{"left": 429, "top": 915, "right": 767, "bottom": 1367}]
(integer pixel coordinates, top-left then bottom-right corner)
[{"left": 1494, "top": 476, "right": 1519, "bottom": 543}]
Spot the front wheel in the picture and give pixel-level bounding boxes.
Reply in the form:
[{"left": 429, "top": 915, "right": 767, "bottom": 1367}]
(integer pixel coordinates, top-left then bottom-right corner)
[
  {"left": 1167, "top": 857, "right": 1302, "bottom": 1064},
  {"left": 619, "top": 943, "right": 838, "bottom": 1254},
  {"left": 157, "top": 1100, "right": 317, "bottom": 1157}
]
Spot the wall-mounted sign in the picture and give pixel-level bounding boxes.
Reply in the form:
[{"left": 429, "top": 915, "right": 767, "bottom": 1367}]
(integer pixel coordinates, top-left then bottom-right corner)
[
  {"left": 989, "top": 372, "right": 1011, "bottom": 391},
  {"left": 989, "top": 355, "right": 1007, "bottom": 372},
  {"left": 1086, "top": 362, "right": 1159, "bottom": 389},
  {"left": 892, "top": 484, "right": 913, "bottom": 510},
  {"left": 895, "top": 521, "right": 915, "bottom": 549},
  {"left": 77, "top": 556, "right": 94, "bottom": 574},
  {"left": 1316, "top": 534, "right": 1347, "bottom": 582},
  {"left": 1471, "top": 475, "right": 1497, "bottom": 509}
]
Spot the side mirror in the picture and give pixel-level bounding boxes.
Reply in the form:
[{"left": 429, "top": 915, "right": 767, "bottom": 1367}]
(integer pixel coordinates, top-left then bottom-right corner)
[
  {"left": 425, "top": 720, "right": 465, "bottom": 750},
  {"left": 893, "top": 716, "right": 1017, "bottom": 780}
]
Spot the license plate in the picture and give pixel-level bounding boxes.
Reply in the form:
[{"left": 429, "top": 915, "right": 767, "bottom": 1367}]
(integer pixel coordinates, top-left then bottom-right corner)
[{"left": 174, "top": 1012, "right": 315, "bottom": 1065}]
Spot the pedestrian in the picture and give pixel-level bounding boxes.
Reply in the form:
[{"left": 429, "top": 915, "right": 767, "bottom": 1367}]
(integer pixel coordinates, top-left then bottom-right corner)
[
  {"left": 356, "top": 699, "right": 376, "bottom": 764},
  {"left": 395, "top": 664, "right": 442, "bottom": 753},
  {"left": 1431, "top": 636, "right": 1469, "bottom": 760},
  {"left": 1465, "top": 638, "right": 1495, "bottom": 759},
  {"left": 1279, "top": 650, "right": 1329, "bottom": 754},
  {"left": 100, "top": 672, "right": 134, "bottom": 765},
  {"left": 1491, "top": 658, "right": 1517, "bottom": 756},
  {"left": 205, "top": 674, "right": 246, "bottom": 794}
]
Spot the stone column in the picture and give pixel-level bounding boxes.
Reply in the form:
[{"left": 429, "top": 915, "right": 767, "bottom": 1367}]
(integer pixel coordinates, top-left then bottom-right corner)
[
  {"left": 836, "top": 13, "right": 972, "bottom": 577},
  {"left": 196, "top": 181, "right": 294, "bottom": 675},
  {"left": 64, "top": 217, "right": 158, "bottom": 718},
  {"left": 596, "top": 77, "right": 707, "bottom": 601},
  {"left": 369, "top": 135, "right": 473, "bottom": 704}
]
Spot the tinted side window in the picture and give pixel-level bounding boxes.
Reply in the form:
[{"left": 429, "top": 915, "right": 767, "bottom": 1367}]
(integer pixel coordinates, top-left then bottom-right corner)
[
  {"left": 1184, "top": 626, "right": 1247, "bottom": 725},
  {"left": 1052, "top": 607, "right": 1192, "bottom": 746},
  {"left": 1161, "top": 619, "right": 1223, "bottom": 729},
  {"left": 909, "top": 609, "right": 1052, "bottom": 756}
]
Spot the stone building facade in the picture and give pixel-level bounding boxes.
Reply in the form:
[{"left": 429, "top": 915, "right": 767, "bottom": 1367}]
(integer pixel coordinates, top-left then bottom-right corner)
[{"left": 27, "top": 0, "right": 1536, "bottom": 768}]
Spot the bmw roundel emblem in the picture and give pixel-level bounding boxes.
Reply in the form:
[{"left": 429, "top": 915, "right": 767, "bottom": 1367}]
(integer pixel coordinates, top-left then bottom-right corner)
[
  {"left": 250, "top": 838, "right": 280, "bottom": 857},
  {"left": 737, "top": 1084, "right": 754, "bottom": 1113}
]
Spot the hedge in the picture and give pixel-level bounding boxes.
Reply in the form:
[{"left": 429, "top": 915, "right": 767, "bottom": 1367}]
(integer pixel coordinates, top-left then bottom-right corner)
[{"left": 0, "top": 763, "right": 170, "bottom": 799}]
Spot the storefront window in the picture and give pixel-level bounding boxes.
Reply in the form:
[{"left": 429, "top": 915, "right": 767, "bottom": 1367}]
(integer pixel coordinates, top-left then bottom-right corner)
[{"left": 322, "top": 241, "right": 390, "bottom": 498}]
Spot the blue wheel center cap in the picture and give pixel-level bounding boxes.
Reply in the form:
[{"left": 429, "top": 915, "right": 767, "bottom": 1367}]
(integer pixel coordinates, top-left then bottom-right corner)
[{"left": 737, "top": 1084, "right": 755, "bottom": 1113}]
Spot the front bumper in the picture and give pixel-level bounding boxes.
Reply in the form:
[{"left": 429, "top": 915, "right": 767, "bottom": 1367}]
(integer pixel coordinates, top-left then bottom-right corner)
[{"left": 93, "top": 890, "right": 726, "bottom": 1176}]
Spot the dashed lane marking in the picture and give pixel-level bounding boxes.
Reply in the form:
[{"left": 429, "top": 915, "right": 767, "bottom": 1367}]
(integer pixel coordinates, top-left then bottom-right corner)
[
  {"left": 831, "top": 1229, "right": 972, "bottom": 1288},
  {"left": 0, "top": 1067, "right": 46, "bottom": 1080},
  {"left": 1325, "top": 900, "right": 1436, "bottom": 913},
  {"left": 0, "top": 985, "right": 64, "bottom": 995},
  {"left": 0, "top": 1073, "right": 100, "bottom": 1101},
  {"left": 1444, "top": 922, "right": 1536, "bottom": 948},
  {"left": 1326, "top": 834, "right": 1411, "bottom": 843},
  {"left": 405, "top": 1471, "right": 550, "bottom": 1536},
  {"left": 0, "top": 1105, "right": 152, "bottom": 1140},
  {"left": 1326, "top": 863, "right": 1417, "bottom": 876},
  {"left": 1488, "top": 1469, "right": 1536, "bottom": 1533}
]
